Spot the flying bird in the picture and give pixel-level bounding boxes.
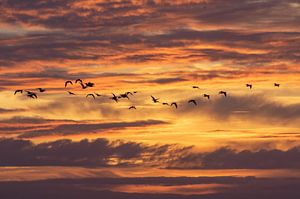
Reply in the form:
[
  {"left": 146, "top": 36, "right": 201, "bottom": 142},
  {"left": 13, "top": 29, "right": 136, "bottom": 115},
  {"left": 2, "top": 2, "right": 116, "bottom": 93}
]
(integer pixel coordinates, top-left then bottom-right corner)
[
  {"left": 246, "top": 84, "right": 252, "bottom": 89},
  {"left": 151, "top": 96, "right": 159, "bottom": 103},
  {"left": 171, "top": 102, "right": 178, "bottom": 109},
  {"left": 75, "top": 79, "right": 83, "bottom": 84},
  {"left": 120, "top": 93, "right": 130, "bottom": 99},
  {"left": 111, "top": 93, "right": 118, "bottom": 102},
  {"left": 162, "top": 102, "right": 169, "bottom": 106},
  {"left": 133, "top": 91, "right": 138, "bottom": 94},
  {"left": 274, "top": 83, "right": 280, "bottom": 87},
  {"left": 37, "top": 88, "right": 46, "bottom": 92},
  {"left": 65, "top": 80, "right": 73, "bottom": 88},
  {"left": 129, "top": 106, "right": 136, "bottom": 109},
  {"left": 203, "top": 94, "right": 210, "bottom": 100},
  {"left": 86, "top": 94, "right": 95, "bottom": 99},
  {"left": 68, "top": 91, "right": 75, "bottom": 95},
  {"left": 192, "top": 86, "right": 199, "bottom": 89},
  {"left": 14, "top": 90, "right": 23, "bottom": 95},
  {"left": 219, "top": 91, "right": 227, "bottom": 97},
  {"left": 85, "top": 82, "right": 95, "bottom": 88},
  {"left": 27, "top": 92, "right": 37, "bottom": 99},
  {"left": 80, "top": 82, "right": 87, "bottom": 89},
  {"left": 188, "top": 100, "right": 197, "bottom": 106}
]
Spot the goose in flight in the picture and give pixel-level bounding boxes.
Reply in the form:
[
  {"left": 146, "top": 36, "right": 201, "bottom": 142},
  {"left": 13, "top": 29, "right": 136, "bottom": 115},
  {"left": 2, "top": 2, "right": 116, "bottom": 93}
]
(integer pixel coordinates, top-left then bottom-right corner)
[
  {"left": 86, "top": 94, "right": 95, "bottom": 99},
  {"left": 151, "top": 96, "right": 159, "bottom": 103},
  {"left": 246, "top": 84, "right": 252, "bottom": 89},
  {"left": 171, "top": 102, "right": 178, "bottom": 109},
  {"left": 85, "top": 82, "right": 94, "bottom": 88},
  {"left": 192, "top": 86, "right": 199, "bottom": 89},
  {"left": 203, "top": 94, "right": 210, "bottom": 100},
  {"left": 111, "top": 93, "right": 118, "bottom": 102},
  {"left": 129, "top": 106, "right": 136, "bottom": 109},
  {"left": 27, "top": 92, "right": 37, "bottom": 99},
  {"left": 274, "top": 83, "right": 280, "bottom": 87},
  {"left": 75, "top": 79, "right": 83, "bottom": 84},
  {"left": 162, "top": 102, "right": 169, "bottom": 106},
  {"left": 188, "top": 100, "right": 197, "bottom": 106},
  {"left": 120, "top": 93, "right": 130, "bottom": 99},
  {"left": 219, "top": 91, "right": 227, "bottom": 97},
  {"left": 14, "top": 90, "right": 23, "bottom": 95},
  {"left": 80, "top": 82, "right": 87, "bottom": 89},
  {"left": 68, "top": 91, "right": 75, "bottom": 95},
  {"left": 37, "top": 88, "right": 46, "bottom": 92},
  {"left": 65, "top": 80, "right": 73, "bottom": 88}
]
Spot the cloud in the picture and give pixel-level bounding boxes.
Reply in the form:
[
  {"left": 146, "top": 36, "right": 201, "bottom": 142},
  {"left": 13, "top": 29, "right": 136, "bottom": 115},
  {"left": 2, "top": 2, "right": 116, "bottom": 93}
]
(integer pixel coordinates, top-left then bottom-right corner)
[
  {"left": 17, "top": 119, "right": 168, "bottom": 138},
  {"left": 2, "top": 137, "right": 300, "bottom": 169},
  {"left": 0, "top": 138, "right": 188, "bottom": 167},
  {"left": 171, "top": 146, "right": 300, "bottom": 169},
  {"left": 177, "top": 94, "right": 300, "bottom": 125}
]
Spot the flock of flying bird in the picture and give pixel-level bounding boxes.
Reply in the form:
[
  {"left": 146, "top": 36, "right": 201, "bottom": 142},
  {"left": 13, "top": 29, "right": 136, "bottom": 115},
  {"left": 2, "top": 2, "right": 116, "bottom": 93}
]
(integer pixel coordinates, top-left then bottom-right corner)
[{"left": 14, "top": 79, "right": 281, "bottom": 110}]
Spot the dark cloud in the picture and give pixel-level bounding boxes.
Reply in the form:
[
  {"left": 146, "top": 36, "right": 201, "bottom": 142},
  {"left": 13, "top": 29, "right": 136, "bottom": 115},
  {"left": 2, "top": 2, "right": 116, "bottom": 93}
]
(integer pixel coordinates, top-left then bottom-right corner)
[
  {"left": 0, "top": 138, "right": 188, "bottom": 167},
  {"left": 2, "top": 137, "right": 300, "bottom": 169},
  {"left": 17, "top": 120, "right": 168, "bottom": 138},
  {"left": 177, "top": 94, "right": 300, "bottom": 124},
  {"left": 123, "top": 77, "right": 188, "bottom": 84},
  {"left": 0, "top": 108, "right": 25, "bottom": 114},
  {"left": 171, "top": 146, "right": 300, "bottom": 169}
]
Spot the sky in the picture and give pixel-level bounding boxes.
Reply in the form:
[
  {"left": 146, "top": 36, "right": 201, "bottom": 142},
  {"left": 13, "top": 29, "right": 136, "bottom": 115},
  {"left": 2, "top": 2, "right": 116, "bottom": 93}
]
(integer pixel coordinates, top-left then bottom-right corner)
[{"left": 0, "top": 0, "right": 300, "bottom": 198}]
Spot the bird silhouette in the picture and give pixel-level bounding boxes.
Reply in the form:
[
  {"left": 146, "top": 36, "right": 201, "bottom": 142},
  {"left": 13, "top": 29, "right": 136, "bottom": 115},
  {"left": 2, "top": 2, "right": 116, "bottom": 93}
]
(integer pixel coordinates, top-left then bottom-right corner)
[
  {"left": 111, "top": 93, "right": 118, "bottom": 102},
  {"left": 246, "top": 84, "right": 252, "bottom": 89},
  {"left": 86, "top": 94, "right": 95, "bottom": 99},
  {"left": 126, "top": 92, "right": 133, "bottom": 96},
  {"left": 27, "top": 92, "right": 37, "bottom": 99},
  {"left": 68, "top": 91, "right": 75, "bottom": 95},
  {"left": 37, "top": 88, "right": 45, "bottom": 92},
  {"left": 14, "top": 90, "right": 23, "bottom": 95},
  {"left": 171, "top": 102, "right": 178, "bottom": 109},
  {"left": 203, "top": 94, "right": 210, "bottom": 100},
  {"left": 85, "top": 82, "right": 94, "bottom": 88},
  {"left": 94, "top": 93, "right": 101, "bottom": 97},
  {"left": 274, "top": 83, "right": 280, "bottom": 87},
  {"left": 120, "top": 93, "right": 129, "bottom": 99},
  {"left": 80, "top": 82, "right": 87, "bottom": 89},
  {"left": 188, "top": 100, "right": 197, "bottom": 106},
  {"left": 129, "top": 106, "right": 136, "bottom": 109},
  {"left": 75, "top": 79, "right": 83, "bottom": 84},
  {"left": 219, "top": 91, "right": 227, "bottom": 97},
  {"left": 65, "top": 81, "right": 73, "bottom": 88},
  {"left": 192, "top": 86, "right": 199, "bottom": 89},
  {"left": 151, "top": 96, "right": 159, "bottom": 103},
  {"left": 162, "top": 102, "right": 169, "bottom": 106}
]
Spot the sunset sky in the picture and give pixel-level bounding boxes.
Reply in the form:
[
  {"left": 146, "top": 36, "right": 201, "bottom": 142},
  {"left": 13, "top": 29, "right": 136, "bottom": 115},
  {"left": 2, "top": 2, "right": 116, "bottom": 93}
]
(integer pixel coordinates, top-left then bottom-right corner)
[{"left": 1, "top": 0, "right": 300, "bottom": 198}]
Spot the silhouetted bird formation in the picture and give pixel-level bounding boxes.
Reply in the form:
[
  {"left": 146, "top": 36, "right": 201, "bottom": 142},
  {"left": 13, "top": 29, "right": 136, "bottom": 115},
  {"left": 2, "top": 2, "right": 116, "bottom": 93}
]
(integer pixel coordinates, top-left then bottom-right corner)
[{"left": 14, "top": 82, "right": 282, "bottom": 111}]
